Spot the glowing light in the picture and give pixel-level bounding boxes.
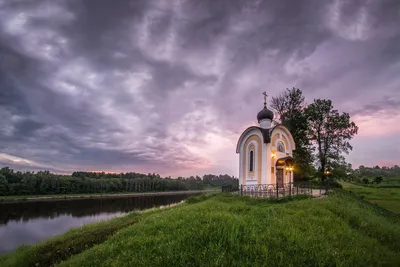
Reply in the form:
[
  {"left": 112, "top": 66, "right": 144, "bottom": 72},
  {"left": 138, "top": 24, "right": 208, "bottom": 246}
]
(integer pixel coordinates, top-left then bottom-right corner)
[{"left": 285, "top": 166, "right": 294, "bottom": 172}]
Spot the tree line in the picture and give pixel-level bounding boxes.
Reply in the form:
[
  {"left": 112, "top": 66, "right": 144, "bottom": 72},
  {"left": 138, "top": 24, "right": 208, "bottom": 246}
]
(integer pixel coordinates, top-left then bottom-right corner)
[
  {"left": 271, "top": 88, "right": 358, "bottom": 181},
  {"left": 354, "top": 165, "right": 400, "bottom": 178},
  {"left": 347, "top": 165, "right": 400, "bottom": 184},
  {"left": 0, "top": 167, "right": 238, "bottom": 196}
]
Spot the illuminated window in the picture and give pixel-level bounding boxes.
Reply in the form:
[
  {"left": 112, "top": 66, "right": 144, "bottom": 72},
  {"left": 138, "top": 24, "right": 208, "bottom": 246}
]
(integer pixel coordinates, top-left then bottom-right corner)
[
  {"left": 249, "top": 150, "right": 254, "bottom": 172},
  {"left": 277, "top": 141, "right": 285, "bottom": 153}
]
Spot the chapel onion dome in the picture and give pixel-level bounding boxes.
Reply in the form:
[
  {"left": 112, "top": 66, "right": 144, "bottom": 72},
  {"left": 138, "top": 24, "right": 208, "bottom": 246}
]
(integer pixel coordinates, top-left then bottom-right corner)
[{"left": 257, "top": 107, "right": 274, "bottom": 122}]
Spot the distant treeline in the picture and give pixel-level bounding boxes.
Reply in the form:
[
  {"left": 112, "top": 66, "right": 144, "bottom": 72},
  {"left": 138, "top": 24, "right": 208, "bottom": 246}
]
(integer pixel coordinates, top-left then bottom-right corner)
[
  {"left": 353, "top": 165, "right": 400, "bottom": 179},
  {"left": 347, "top": 165, "right": 400, "bottom": 184},
  {"left": 0, "top": 167, "right": 238, "bottom": 196}
]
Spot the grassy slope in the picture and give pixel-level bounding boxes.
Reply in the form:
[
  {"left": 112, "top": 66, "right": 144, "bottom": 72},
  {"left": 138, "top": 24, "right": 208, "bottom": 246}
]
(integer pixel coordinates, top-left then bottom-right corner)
[
  {"left": 383, "top": 177, "right": 400, "bottom": 183},
  {"left": 56, "top": 193, "right": 400, "bottom": 267},
  {"left": 341, "top": 182, "right": 400, "bottom": 214},
  {"left": 0, "top": 207, "right": 174, "bottom": 267}
]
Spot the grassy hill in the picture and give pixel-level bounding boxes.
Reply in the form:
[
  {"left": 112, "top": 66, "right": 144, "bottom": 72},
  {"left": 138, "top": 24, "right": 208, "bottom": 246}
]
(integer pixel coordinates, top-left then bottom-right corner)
[
  {"left": 341, "top": 181, "right": 400, "bottom": 214},
  {"left": 2, "top": 192, "right": 400, "bottom": 267}
]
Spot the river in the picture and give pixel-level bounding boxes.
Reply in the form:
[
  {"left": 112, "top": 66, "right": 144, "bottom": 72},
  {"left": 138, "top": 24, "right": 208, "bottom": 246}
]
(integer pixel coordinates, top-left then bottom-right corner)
[{"left": 0, "top": 193, "right": 197, "bottom": 255}]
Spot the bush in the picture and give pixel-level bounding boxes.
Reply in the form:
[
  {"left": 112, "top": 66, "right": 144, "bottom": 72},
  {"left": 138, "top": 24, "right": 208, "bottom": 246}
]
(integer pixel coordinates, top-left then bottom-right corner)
[
  {"left": 185, "top": 194, "right": 211, "bottom": 204},
  {"left": 321, "top": 179, "right": 343, "bottom": 189},
  {"left": 329, "top": 181, "right": 343, "bottom": 189},
  {"left": 374, "top": 176, "right": 383, "bottom": 184},
  {"left": 221, "top": 184, "right": 238, "bottom": 192}
]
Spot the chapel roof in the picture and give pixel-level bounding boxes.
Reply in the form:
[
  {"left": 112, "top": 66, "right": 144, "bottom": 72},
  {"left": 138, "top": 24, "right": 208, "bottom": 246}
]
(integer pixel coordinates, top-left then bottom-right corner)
[
  {"left": 257, "top": 107, "right": 274, "bottom": 122},
  {"left": 235, "top": 124, "right": 295, "bottom": 153}
]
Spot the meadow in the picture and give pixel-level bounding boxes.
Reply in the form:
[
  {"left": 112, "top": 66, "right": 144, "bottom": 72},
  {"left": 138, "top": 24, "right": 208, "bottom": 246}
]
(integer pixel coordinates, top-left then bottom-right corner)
[
  {"left": 341, "top": 181, "right": 400, "bottom": 214},
  {"left": 0, "top": 206, "right": 177, "bottom": 267},
  {"left": 3, "top": 192, "right": 399, "bottom": 267}
]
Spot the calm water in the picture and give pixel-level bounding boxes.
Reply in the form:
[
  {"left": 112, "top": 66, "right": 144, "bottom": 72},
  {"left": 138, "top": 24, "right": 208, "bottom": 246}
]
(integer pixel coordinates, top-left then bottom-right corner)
[{"left": 0, "top": 194, "right": 195, "bottom": 255}]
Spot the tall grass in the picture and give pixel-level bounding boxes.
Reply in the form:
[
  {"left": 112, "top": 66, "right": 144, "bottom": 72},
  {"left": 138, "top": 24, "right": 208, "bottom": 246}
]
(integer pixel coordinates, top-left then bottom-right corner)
[
  {"left": 56, "top": 194, "right": 400, "bottom": 267},
  {"left": 341, "top": 182, "right": 400, "bottom": 214},
  {"left": 0, "top": 206, "right": 179, "bottom": 267}
]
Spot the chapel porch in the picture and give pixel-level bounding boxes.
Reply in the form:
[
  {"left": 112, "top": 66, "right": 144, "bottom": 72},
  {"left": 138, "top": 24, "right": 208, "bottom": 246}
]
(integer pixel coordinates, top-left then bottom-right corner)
[{"left": 239, "top": 182, "right": 328, "bottom": 198}]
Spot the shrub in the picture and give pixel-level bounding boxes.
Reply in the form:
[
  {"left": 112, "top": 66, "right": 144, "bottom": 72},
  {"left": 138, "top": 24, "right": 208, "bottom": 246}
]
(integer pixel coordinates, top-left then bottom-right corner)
[
  {"left": 321, "top": 179, "right": 343, "bottom": 189},
  {"left": 185, "top": 194, "right": 210, "bottom": 204},
  {"left": 361, "top": 177, "right": 370, "bottom": 184},
  {"left": 374, "top": 176, "right": 383, "bottom": 184},
  {"left": 329, "top": 181, "right": 343, "bottom": 189}
]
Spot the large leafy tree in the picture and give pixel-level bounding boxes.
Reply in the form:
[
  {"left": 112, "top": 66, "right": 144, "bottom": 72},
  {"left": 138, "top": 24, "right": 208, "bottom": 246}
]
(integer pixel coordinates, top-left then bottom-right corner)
[
  {"left": 306, "top": 99, "right": 358, "bottom": 180},
  {"left": 271, "top": 88, "right": 314, "bottom": 180},
  {"left": 271, "top": 87, "right": 306, "bottom": 123}
]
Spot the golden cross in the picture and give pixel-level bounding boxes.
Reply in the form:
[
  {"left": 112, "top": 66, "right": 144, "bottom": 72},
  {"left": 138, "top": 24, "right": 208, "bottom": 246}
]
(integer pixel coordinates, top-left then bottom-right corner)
[{"left": 263, "top": 92, "right": 268, "bottom": 107}]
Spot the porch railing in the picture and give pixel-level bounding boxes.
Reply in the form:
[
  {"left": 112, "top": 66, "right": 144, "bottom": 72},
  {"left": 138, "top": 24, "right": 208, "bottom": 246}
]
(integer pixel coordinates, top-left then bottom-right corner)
[{"left": 239, "top": 182, "right": 329, "bottom": 198}]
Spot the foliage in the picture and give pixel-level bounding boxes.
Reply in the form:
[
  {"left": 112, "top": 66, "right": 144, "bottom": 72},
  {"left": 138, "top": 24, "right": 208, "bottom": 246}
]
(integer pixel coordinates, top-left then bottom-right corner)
[
  {"left": 221, "top": 184, "right": 239, "bottom": 192},
  {"left": 353, "top": 165, "right": 400, "bottom": 179},
  {"left": 0, "top": 173, "right": 8, "bottom": 195},
  {"left": 52, "top": 194, "right": 400, "bottom": 267},
  {"left": 271, "top": 88, "right": 358, "bottom": 182},
  {"left": 271, "top": 88, "right": 314, "bottom": 180},
  {"left": 0, "top": 167, "right": 237, "bottom": 196},
  {"left": 374, "top": 176, "right": 383, "bottom": 184},
  {"left": 329, "top": 158, "right": 353, "bottom": 180},
  {"left": 361, "top": 177, "right": 370, "bottom": 184},
  {"left": 321, "top": 179, "right": 343, "bottom": 189},
  {"left": 305, "top": 99, "right": 358, "bottom": 180},
  {"left": 202, "top": 174, "right": 239, "bottom": 187}
]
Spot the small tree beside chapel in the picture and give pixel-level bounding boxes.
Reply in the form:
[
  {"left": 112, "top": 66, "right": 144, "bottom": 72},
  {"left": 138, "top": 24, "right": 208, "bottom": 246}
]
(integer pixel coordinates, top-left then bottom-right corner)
[
  {"left": 305, "top": 99, "right": 358, "bottom": 180},
  {"left": 271, "top": 88, "right": 314, "bottom": 180}
]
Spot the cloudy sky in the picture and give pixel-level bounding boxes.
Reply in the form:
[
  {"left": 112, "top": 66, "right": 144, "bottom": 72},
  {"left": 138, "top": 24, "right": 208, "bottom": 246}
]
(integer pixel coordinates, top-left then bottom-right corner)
[{"left": 0, "top": 0, "right": 399, "bottom": 177}]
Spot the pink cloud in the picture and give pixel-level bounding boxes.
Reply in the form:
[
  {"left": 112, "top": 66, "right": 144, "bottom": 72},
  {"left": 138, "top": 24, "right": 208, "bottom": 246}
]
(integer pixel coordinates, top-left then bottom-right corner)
[{"left": 353, "top": 113, "right": 400, "bottom": 137}]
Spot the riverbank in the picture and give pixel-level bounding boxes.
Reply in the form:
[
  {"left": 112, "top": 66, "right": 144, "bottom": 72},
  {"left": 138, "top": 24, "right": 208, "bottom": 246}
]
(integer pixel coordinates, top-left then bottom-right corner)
[
  {"left": 0, "top": 189, "right": 219, "bottom": 203},
  {"left": 0, "top": 202, "right": 183, "bottom": 267},
  {"left": 2, "top": 192, "right": 400, "bottom": 267}
]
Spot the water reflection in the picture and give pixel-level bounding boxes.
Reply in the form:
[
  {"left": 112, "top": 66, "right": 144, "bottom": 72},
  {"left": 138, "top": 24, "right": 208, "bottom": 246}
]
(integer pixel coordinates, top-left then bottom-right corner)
[{"left": 0, "top": 194, "right": 195, "bottom": 255}]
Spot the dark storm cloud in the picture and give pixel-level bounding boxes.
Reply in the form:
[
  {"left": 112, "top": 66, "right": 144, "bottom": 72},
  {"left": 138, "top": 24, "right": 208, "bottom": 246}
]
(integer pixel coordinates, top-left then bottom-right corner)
[{"left": 0, "top": 0, "right": 399, "bottom": 175}]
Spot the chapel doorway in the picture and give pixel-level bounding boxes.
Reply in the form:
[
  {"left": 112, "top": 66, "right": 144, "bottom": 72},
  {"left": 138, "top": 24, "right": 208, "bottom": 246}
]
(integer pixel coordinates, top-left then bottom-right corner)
[
  {"left": 276, "top": 169, "right": 284, "bottom": 187},
  {"left": 275, "top": 156, "right": 293, "bottom": 187}
]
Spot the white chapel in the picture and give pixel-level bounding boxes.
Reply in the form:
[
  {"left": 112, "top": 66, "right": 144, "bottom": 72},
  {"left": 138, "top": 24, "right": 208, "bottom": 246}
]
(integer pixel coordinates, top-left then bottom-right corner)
[{"left": 236, "top": 93, "right": 296, "bottom": 187}]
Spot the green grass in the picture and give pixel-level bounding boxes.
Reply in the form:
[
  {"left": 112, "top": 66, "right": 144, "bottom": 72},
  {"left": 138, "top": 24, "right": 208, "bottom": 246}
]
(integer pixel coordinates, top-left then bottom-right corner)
[
  {"left": 0, "top": 206, "right": 174, "bottom": 267},
  {"left": 51, "top": 193, "right": 400, "bottom": 267},
  {"left": 341, "top": 182, "right": 400, "bottom": 214},
  {"left": 3, "top": 193, "right": 400, "bottom": 267},
  {"left": 383, "top": 177, "right": 400, "bottom": 182}
]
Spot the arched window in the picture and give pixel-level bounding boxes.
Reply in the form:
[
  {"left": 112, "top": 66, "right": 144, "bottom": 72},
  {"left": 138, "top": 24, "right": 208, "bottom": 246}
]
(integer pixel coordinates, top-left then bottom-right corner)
[
  {"left": 277, "top": 141, "right": 285, "bottom": 153},
  {"left": 249, "top": 150, "right": 254, "bottom": 172}
]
